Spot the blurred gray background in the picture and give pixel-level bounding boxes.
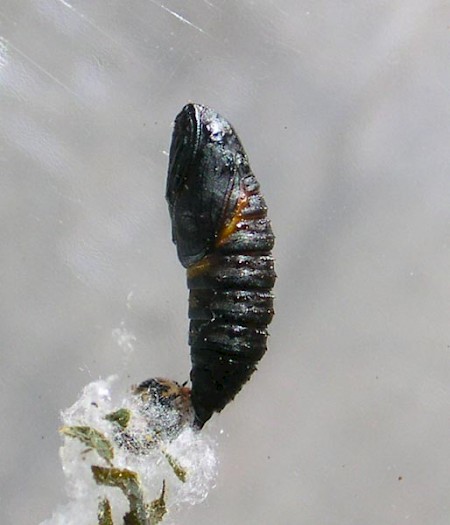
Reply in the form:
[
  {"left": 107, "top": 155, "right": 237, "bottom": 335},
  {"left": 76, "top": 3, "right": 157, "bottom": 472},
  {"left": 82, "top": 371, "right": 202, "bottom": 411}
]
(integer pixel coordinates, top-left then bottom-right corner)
[{"left": 2, "top": 1, "right": 450, "bottom": 524}]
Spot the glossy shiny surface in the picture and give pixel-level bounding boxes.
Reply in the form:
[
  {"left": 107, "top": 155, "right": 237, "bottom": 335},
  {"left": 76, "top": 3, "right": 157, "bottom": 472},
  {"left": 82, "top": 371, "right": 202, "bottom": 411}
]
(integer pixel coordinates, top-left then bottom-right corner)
[{"left": 2, "top": 2, "right": 450, "bottom": 524}]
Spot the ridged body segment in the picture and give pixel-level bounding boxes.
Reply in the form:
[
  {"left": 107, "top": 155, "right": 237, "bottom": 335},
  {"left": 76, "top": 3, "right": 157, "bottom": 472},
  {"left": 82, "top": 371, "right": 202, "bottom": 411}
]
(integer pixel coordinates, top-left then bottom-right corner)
[{"left": 166, "top": 103, "right": 275, "bottom": 428}]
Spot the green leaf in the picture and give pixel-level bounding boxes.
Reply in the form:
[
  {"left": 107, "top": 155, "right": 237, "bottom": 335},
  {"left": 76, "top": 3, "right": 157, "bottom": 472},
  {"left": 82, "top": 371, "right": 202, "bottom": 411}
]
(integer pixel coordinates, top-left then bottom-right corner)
[
  {"left": 149, "top": 481, "right": 167, "bottom": 524},
  {"left": 97, "top": 498, "right": 114, "bottom": 525},
  {"left": 105, "top": 408, "right": 131, "bottom": 429},
  {"left": 60, "top": 426, "right": 114, "bottom": 464},
  {"left": 91, "top": 466, "right": 150, "bottom": 525},
  {"left": 161, "top": 449, "right": 187, "bottom": 483}
]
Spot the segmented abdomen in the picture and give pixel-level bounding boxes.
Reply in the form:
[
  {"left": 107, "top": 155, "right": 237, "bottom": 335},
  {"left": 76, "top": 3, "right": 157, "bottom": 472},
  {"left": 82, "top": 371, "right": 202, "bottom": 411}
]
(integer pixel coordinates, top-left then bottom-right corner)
[
  {"left": 166, "top": 103, "right": 276, "bottom": 428},
  {"left": 187, "top": 172, "right": 275, "bottom": 428}
]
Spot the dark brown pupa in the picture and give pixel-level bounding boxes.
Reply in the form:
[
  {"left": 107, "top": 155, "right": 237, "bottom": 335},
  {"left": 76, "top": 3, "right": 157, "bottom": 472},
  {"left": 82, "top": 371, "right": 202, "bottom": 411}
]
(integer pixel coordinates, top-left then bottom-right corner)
[{"left": 166, "top": 103, "right": 275, "bottom": 428}]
